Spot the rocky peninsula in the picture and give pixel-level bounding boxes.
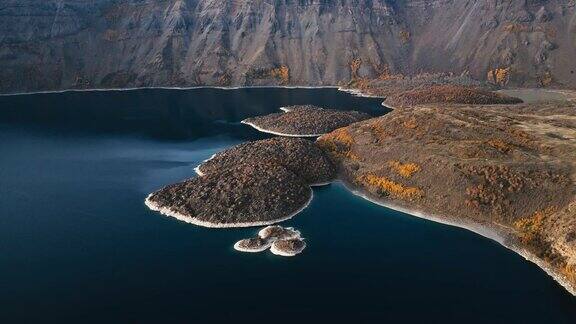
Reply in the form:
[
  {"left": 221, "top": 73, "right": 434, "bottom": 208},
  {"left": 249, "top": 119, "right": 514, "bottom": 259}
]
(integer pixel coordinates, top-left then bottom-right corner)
[
  {"left": 242, "top": 105, "right": 370, "bottom": 137},
  {"left": 384, "top": 85, "right": 523, "bottom": 108},
  {"left": 197, "top": 137, "right": 336, "bottom": 186},
  {"left": 146, "top": 162, "right": 312, "bottom": 228},
  {"left": 318, "top": 88, "right": 576, "bottom": 295}
]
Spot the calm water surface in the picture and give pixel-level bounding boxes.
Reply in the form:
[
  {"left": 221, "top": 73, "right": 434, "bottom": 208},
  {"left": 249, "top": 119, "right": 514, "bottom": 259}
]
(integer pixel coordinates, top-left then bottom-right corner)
[{"left": 0, "top": 88, "right": 575, "bottom": 323}]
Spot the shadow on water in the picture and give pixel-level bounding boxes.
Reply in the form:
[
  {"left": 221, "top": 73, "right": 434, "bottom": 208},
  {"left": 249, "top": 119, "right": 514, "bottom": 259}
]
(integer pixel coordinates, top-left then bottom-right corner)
[{"left": 0, "top": 88, "right": 387, "bottom": 140}]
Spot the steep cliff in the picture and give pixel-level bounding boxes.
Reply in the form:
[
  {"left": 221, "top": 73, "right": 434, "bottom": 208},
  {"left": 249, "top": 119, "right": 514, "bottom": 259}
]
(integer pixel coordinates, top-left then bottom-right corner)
[{"left": 1, "top": 0, "right": 575, "bottom": 93}]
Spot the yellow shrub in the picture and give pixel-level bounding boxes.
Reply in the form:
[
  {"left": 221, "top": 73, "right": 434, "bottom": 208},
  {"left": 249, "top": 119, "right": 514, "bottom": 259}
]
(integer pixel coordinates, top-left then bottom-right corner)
[
  {"left": 270, "top": 66, "right": 290, "bottom": 85},
  {"left": 350, "top": 58, "right": 362, "bottom": 79},
  {"left": 322, "top": 128, "right": 354, "bottom": 146},
  {"left": 388, "top": 161, "right": 421, "bottom": 178},
  {"left": 357, "top": 173, "right": 423, "bottom": 200},
  {"left": 503, "top": 23, "right": 530, "bottom": 33},
  {"left": 487, "top": 68, "right": 510, "bottom": 86},
  {"left": 318, "top": 128, "right": 359, "bottom": 161},
  {"left": 514, "top": 207, "right": 556, "bottom": 244}
]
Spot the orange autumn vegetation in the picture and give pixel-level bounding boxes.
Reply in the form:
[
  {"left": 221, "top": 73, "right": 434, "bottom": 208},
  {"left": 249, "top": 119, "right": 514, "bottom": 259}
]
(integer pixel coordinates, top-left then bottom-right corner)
[
  {"left": 357, "top": 173, "right": 424, "bottom": 200},
  {"left": 539, "top": 71, "right": 553, "bottom": 87},
  {"left": 350, "top": 58, "right": 362, "bottom": 80},
  {"left": 318, "top": 128, "right": 359, "bottom": 161},
  {"left": 503, "top": 23, "right": 530, "bottom": 33},
  {"left": 377, "top": 65, "right": 403, "bottom": 81},
  {"left": 487, "top": 67, "right": 511, "bottom": 86},
  {"left": 270, "top": 66, "right": 290, "bottom": 85},
  {"left": 388, "top": 161, "right": 421, "bottom": 178},
  {"left": 486, "top": 138, "right": 512, "bottom": 153},
  {"left": 323, "top": 127, "right": 354, "bottom": 146},
  {"left": 514, "top": 207, "right": 556, "bottom": 244}
]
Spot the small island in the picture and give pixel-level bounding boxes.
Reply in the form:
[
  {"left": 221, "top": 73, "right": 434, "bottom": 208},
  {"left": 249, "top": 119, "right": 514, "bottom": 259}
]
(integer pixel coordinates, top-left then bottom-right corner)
[
  {"left": 233, "top": 237, "right": 272, "bottom": 253},
  {"left": 270, "top": 238, "right": 307, "bottom": 257},
  {"left": 258, "top": 225, "right": 301, "bottom": 241},
  {"left": 234, "top": 225, "right": 306, "bottom": 257},
  {"left": 242, "top": 105, "right": 371, "bottom": 137}
]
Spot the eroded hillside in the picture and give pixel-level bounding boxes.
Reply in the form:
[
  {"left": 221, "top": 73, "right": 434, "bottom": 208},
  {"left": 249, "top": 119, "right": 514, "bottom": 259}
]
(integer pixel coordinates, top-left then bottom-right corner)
[{"left": 1, "top": 0, "right": 576, "bottom": 93}]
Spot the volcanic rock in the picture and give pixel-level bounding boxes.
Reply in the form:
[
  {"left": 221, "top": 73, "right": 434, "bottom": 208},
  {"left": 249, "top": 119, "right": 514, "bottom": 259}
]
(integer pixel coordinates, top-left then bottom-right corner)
[{"left": 197, "top": 137, "right": 336, "bottom": 185}]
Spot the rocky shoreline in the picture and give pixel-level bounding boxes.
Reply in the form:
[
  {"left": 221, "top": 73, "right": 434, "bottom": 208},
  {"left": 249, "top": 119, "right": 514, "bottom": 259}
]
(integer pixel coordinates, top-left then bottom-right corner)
[
  {"left": 340, "top": 179, "right": 576, "bottom": 296},
  {"left": 318, "top": 87, "right": 576, "bottom": 295}
]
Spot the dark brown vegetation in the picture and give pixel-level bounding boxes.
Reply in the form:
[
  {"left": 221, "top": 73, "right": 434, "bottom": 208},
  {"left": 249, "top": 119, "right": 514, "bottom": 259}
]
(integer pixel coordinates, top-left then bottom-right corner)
[
  {"left": 197, "top": 137, "right": 336, "bottom": 185},
  {"left": 147, "top": 162, "right": 311, "bottom": 227},
  {"left": 384, "top": 85, "right": 523, "bottom": 108},
  {"left": 234, "top": 237, "right": 272, "bottom": 252},
  {"left": 243, "top": 105, "right": 371, "bottom": 137},
  {"left": 270, "top": 238, "right": 307, "bottom": 256},
  {"left": 258, "top": 225, "right": 301, "bottom": 241}
]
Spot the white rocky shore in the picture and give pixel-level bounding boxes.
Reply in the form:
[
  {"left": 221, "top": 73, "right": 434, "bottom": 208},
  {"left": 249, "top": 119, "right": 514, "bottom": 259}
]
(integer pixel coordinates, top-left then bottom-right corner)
[
  {"left": 234, "top": 225, "right": 307, "bottom": 257},
  {"left": 341, "top": 180, "right": 576, "bottom": 296}
]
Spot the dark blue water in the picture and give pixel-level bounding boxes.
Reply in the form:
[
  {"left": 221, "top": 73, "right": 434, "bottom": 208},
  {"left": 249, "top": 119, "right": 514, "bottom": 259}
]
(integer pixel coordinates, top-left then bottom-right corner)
[{"left": 0, "top": 88, "right": 574, "bottom": 323}]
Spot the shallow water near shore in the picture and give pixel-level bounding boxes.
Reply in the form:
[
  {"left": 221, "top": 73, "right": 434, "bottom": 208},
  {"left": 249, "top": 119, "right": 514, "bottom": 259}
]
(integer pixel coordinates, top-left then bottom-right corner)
[{"left": 0, "top": 88, "right": 575, "bottom": 322}]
